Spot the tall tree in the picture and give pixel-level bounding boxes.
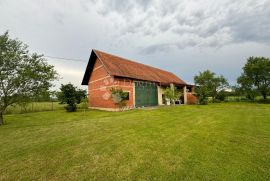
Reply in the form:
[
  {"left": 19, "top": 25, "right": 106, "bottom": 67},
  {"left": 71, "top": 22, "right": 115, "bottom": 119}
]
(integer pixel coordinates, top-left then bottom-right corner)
[
  {"left": 237, "top": 57, "right": 270, "bottom": 100},
  {"left": 0, "top": 31, "right": 58, "bottom": 125},
  {"left": 194, "top": 70, "right": 228, "bottom": 104}
]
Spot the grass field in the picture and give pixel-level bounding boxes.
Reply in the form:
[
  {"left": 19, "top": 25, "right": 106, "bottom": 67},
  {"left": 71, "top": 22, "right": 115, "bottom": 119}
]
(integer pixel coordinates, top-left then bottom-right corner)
[
  {"left": 0, "top": 103, "right": 269, "bottom": 180},
  {"left": 4, "top": 102, "right": 65, "bottom": 114}
]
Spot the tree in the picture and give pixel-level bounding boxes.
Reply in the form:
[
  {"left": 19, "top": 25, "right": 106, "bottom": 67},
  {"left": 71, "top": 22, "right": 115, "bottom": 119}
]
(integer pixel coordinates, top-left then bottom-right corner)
[
  {"left": 164, "top": 86, "right": 182, "bottom": 105},
  {"left": 110, "top": 87, "right": 129, "bottom": 110},
  {"left": 0, "top": 31, "right": 58, "bottom": 125},
  {"left": 57, "top": 83, "right": 87, "bottom": 112},
  {"left": 236, "top": 76, "right": 257, "bottom": 100},
  {"left": 194, "top": 70, "right": 229, "bottom": 104},
  {"left": 237, "top": 57, "right": 270, "bottom": 100}
]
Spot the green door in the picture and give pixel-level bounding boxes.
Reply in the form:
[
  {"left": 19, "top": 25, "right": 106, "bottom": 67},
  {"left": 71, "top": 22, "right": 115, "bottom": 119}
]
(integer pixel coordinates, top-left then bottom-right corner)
[{"left": 135, "top": 82, "right": 158, "bottom": 107}]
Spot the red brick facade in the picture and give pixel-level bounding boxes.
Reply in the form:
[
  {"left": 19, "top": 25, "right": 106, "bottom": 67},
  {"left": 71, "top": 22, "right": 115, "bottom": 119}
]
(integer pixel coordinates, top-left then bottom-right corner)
[
  {"left": 84, "top": 50, "right": 198, "bottom": 109},
  {"left": 88, "top": 58, "right": 134, "bottom": 109},
  {"left": 187, "top": 93, "right": 198, "bottom": 104}
]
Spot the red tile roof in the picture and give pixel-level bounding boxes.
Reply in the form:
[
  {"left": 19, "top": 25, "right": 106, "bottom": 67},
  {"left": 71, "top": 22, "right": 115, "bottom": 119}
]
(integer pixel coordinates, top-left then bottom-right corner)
[{"left": 82, "top": 49, "right": 187, "bottom": 85}]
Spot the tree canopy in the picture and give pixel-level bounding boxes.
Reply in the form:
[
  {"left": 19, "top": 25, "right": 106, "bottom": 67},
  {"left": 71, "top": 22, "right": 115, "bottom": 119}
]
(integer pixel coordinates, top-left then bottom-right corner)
[
  {"left": 194, "top": 70, "right": 229, "bottom": 104},
  {"left": 237, "top": 57, "right": 270, "bottom": 100},
  {"left": 0, "top": 31, "right": 58, "bottom": 125}
]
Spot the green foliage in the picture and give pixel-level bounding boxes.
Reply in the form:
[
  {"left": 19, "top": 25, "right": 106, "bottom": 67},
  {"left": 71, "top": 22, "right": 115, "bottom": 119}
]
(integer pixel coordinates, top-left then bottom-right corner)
[
  {"left": 194, "top": 70, "right": 229, "bottom": 104},
  {"left": 196, "top": 86, "right": 209, "bottom": 105},
  {"left": 81, "top": 98, "right": 89, "bottom": 110},
  {"left": 237, "top": 57, "right": 270, "bottom": 100},
  {"left": 110, "top": 87, "right": 129, "bottom": 110},
  {"left": 57, "top": 83, "right": 87, "bottom": 112},
  {"left": 215, "top": 90, "right": 227, "bottom": 102},
  {"left": 164, "top": 87, "right": 182, "bottom": 105},
  {"left": 0, "top": 31, "right": 58, "bottom": 125}
]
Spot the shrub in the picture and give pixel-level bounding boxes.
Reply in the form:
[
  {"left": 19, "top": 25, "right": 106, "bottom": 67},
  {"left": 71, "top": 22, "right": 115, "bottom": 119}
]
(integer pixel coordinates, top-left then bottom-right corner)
[
  {"left": 57, "top": 83, "right": 87, "bottom": 112},
  {"left": 215, "top": 91, "right": 227, "bottom": 102},
  {"left": 65, "top": 104, "right": 77, "bottom": 112},
  {"left": 110, "top": 87, "right": 129, "bottom": 110},
  {"left": 164, "top": 87, "right": 182, "bottom": 105}
]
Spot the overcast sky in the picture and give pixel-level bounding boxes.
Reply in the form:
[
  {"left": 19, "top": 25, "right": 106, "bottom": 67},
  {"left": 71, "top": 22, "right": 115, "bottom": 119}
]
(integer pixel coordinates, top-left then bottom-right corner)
[{"left": 1, "top": 0, "right": 270, "bottom": 89}]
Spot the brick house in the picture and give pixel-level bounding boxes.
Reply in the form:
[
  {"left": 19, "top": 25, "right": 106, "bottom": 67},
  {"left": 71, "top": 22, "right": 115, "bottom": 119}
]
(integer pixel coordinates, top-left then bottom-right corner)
[{"left": 82, "top": 49, "right": 197, "bottom": 110}]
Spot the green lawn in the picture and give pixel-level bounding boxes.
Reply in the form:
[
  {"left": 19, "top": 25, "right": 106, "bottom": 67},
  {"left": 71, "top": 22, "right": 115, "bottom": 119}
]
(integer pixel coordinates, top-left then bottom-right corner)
[{"left": 0, "top": 103, "right": 269, "bottom": 180}]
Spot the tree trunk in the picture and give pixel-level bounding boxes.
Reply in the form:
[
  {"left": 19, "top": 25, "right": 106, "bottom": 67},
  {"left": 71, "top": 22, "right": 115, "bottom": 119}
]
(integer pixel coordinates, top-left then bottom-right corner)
[
  {"left": 0, "top": 111, "right": 4, "bottom": 125},
  {"left": 262, "top": 92, "right": 267, "bottom": 100}
]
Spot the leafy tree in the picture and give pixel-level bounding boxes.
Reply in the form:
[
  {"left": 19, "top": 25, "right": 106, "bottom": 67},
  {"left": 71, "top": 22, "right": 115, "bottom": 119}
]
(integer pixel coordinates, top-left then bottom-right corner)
[
  {"left": 236, "top": 77, "right": 257, "bottom": 100},
  {"left": 0, "top": 31, "right": 58, "bottom": 125},
  {"left": 75, "top": 89, "right": 87, "bottom": 104},
  {"left": 194, "top": 70, "right": 229, "bottom": 104},
  {"left": 110, "top": 87, "right": 129, "bottom": 110},
  {"left": 164, "top": 87, "right": 182, "bottom": 105},
  {"left": 195, "top": 85, "right": 208, "bottom": 105},
  {"left": 237, "top": 57, "right": 270, "bottom": 100},
  {"left": 57, "top": 83, "right": 87, "bottom": 112},
  {"left": 215, "top": 90, "right": 227, "bottom": 102}
]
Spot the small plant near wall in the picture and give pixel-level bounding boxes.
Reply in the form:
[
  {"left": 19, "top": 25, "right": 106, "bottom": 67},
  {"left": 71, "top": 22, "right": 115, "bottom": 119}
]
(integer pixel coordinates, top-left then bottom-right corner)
[
  {"left": 81, "top": 97, "right": 89, "bottom": 115},
  {"left": 110, "top": 87, "right": 129, "bottom": 111},
  {"left": 164, "top": 87, "right": 182, "bottom": 105}
]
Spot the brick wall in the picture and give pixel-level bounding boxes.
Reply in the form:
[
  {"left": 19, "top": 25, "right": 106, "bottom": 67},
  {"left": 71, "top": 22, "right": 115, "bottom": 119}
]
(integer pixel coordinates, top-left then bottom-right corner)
[
  {"left": 187, "top": 93, "right": 198, "bottom": 104},
  {"left": 88, "top": 58, "right": 134, "bottom": 109}
]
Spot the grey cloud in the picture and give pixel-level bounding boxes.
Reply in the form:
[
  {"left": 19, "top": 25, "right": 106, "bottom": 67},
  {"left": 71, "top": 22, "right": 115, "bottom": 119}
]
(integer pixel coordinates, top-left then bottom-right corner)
[
  {"left": 158, "top": 21, "right": 172, "bottom": 32},
  {"left": 53, "top": 12, "right": 65, "bottom": 25},
  {"left": 225, "top": 2, "right": 270, "bottom": 44},
  {"left": 97, "top": 0, "right": 153, "bottom": 16},
  {"left": 139, "top": 38, "right": 198, "bottom": 54},
  {"left": 139, "top": 43, "right": 175, "bottom": 54},
  {"left": 158, "top": 1, "right": 181, "bottom": 16},
  {"left": 1, "top": 0, "right": 270, "bottom": 86}
]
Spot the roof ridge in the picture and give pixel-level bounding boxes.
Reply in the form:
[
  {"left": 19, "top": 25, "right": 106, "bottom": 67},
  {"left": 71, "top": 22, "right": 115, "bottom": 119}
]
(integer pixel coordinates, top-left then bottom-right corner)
[{"left": 93, "top": 49, "right": 176, "bottom": 75}]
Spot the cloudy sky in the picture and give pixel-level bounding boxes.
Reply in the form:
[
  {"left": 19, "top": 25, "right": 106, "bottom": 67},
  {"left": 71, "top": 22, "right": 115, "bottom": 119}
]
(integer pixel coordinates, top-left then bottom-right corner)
[{"left": 1, "top": 0, "right": 270, "bottom": 89}]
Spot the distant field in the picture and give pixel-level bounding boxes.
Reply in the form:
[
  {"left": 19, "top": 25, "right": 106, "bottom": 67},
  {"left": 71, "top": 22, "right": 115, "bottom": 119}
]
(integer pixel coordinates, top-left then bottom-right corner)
[
  {"left": 0, "top": 103, "right": 269, "bottom": 180},
  {"left": 4, "top": 102, "right": 86, "bottom": 114},
  {"left": 4, "top": 102, "right": 65, "bottom": 114}
]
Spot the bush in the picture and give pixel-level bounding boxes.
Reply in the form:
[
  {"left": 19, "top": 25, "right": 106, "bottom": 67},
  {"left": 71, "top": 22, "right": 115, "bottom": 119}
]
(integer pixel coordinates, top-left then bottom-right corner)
[
  {"left": 65, "top": 104, "right": 77, "bottom": 112},
  {"left": 198, "top": 96, "right": 208, "bottom": 105},
  {"left": 164, "top": 87, "right": 182, "bottom": 105},
  {"left": 196, "top": 87, "right": 208, "bottom": 105},
  {"left": 110, "top": 87, "right": 129, "bottom": 110},
  {"left": 57, "top": 83, "right": 87, "bottom": 112},
  {"left": 212, "top": 99, "right": 222, "bottom": 103},
  {"left": 257, "top": 99, "right": 270, "bottom": 104},
  {"left": 216, "top": 91, "right": 227, "bottom": 101}
]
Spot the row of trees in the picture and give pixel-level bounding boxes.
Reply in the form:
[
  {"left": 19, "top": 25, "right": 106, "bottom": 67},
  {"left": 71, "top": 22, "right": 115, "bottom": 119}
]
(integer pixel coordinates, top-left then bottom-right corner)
[{"left": 194, "top": 57, "right": 270, "bottom": 104}]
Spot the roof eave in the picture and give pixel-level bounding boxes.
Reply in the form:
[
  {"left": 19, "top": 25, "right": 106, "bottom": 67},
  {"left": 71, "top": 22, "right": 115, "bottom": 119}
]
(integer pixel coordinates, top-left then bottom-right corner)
[{"left": 81, "top": 50, "right": 97, "bottom": 85}]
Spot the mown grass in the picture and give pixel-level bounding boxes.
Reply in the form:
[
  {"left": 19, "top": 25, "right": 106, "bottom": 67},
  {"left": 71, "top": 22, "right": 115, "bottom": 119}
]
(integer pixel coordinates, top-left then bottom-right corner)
[{"left": 0, "top": 103, "right": 269, "bottom": 180}]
